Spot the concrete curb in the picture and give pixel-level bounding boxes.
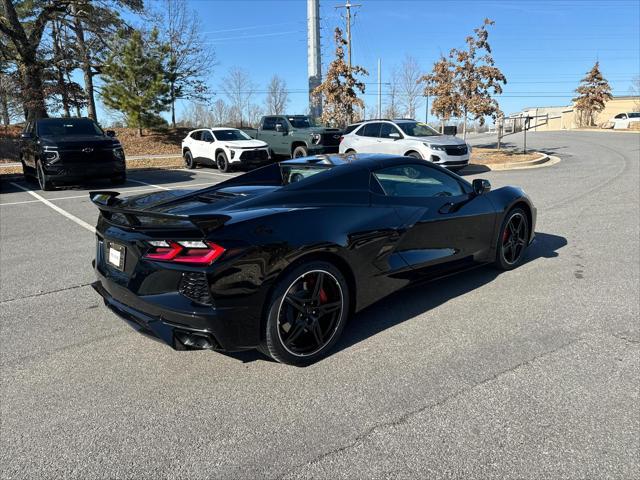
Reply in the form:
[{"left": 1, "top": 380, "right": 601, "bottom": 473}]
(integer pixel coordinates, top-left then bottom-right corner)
[
  {"left": 483, "top": 152, "right": 561, "bottom": 171},
  {"left": 0, "top": 154, "right": 182, "bottom": 169}
]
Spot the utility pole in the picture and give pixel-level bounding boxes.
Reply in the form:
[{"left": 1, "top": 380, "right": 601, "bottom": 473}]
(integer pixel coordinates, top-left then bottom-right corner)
[
  {"left": 335, "top": 1, "right": 361, "bottom": 72},
  {"left": 307, "top": 0, "right": 322, "bottom": 119},
  {"left": 377, "top": 58, "right": 381, "bottom": 119}
]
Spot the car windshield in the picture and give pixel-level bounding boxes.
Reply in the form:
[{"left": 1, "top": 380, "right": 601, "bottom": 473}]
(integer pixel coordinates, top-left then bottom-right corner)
[
  {"left": 288, "top": 117, "right": 315, "bottom": 128},
  {"left": 628, "top": 112, "right": 640, "bottom": 118},
  {"left": 37, "top": 118, "right": 103, "bottom": 137},
  {"left": 214, "top": 129, "right": 251, "bottom": 141},
  {"left": 397, "top": 122, "right": 440, "bottom": 137}
]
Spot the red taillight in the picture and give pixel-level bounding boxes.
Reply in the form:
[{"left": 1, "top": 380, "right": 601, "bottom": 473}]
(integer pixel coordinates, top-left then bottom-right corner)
[
  {"left": 143, "top": 241, "right": 225, "bottom": 265},
  {"left": 339, "top": 135, "right": 344, "bottom": 143}
]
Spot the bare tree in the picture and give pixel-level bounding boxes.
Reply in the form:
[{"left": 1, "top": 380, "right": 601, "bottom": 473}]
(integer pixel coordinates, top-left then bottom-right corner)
[
  {"left": 157, "top": 0, "right": 216, "bottom": 127},
  {"left": 398, "top": 55, "right": 423, "bottom": 119},
  {"left": 265, "top": 75, "right": 288, "bottom": 115},
  {"left": 211, "top": 99, "right": 229, "bottom": 126},
  {"left": 180, "top": 101, "right": 214, "bottom": 127},
  {"left": 0, "top": 68, "right": 22, "bottom": 125},
  {"left": 220, "top": 66, "right": 255, "bottom": 127},
  {"left": 247, "top": 103, "right": 263, "bottom": 128},
  {"left": 383, "top": 69, "right": 401, "bottom": 119}
]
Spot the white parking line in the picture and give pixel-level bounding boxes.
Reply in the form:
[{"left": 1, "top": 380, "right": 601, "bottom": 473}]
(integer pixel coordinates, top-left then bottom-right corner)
[
  {"left": 9, "top": 182, "right": 96, "bottom": 233},
  {"left": 1, "top": 182, "right": 217, "bottom": 207},
  {"left": 127, "top": 178, "right": 171, "bottom": 190},
  {"left": 185, "top": 169, "right": 236, "bottom": 179}
]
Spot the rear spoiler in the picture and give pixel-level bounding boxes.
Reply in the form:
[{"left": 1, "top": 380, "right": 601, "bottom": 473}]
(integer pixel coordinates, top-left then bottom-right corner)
[{"left": 89, "top": 191, "right": 229, "bottom": 235}]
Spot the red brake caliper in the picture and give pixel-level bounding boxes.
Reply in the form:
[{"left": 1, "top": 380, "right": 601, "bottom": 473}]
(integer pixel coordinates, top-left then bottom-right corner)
[
  {"left": 319, "top": 288, "right": 328, "bottom": 304},
  {"left": 503, "top": 227, "right": 510, "bottom": 242}
]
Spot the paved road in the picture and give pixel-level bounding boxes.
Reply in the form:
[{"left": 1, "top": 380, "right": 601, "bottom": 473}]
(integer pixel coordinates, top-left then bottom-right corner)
[{"left": 1, "top": 131, "right": 638, "bottom": 479}]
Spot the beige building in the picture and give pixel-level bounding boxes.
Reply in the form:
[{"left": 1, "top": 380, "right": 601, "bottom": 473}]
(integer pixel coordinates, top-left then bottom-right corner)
[{"left": 508, "top": 96, "right": 640, "bottom": 131}]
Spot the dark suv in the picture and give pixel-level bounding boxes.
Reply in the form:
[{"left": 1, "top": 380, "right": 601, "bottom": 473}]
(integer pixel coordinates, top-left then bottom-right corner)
[{"left": 20, "top": 117, "right": 126, "bottom": 190}]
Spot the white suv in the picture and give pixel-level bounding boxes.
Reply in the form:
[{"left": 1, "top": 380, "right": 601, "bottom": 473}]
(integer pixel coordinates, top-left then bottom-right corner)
[
  {"left": 181, "top": 127, "right": 270, "bottom": 172},
  {"left": 339, "top": 119, "right": 471, "bottom": 170}
]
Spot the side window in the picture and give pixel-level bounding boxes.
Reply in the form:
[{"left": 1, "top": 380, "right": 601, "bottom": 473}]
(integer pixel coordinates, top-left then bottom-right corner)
[
  {"left": 615, "top": 113, "right": 627, "bottom": 119},
  {"left": 190, "top": 131, "right": 202, "bottom": 140},
  {"left": 344, "top": 123, "right": 361, "bottom": 135},
  {"left": 357, "top": 122, "right": 381, "bottom": 137},
  {"left": 262, "top": 117, "right": 277, "bottom": 130},
  {"left": 201, "top": 131, "right": 214, "bottom": 142},
  {"left": 380, "top": 123, "right": 402, "bottom": 139},
  {"left": 372, "top": 164, "right": 464, "bottom": 198}
]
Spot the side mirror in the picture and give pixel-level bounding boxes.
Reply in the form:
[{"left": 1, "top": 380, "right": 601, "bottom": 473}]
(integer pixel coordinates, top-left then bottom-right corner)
[
  {"left": 389, "top": 132, "right": 401, "bottom": 140},
  {"left": 443, "top": 125, "right": 457, "bottom": 136},
  {"left": 275, "top": 124, "right": 285, "bottom": 133},
  {"left": 105, "top": 130, "right": 116, "bottom": 137},
  {"left": 472, "top": 178, "right": 491, "bottom": 195},
  {"left": 20, "top": 132, "right": 33, "bottom": 139}
]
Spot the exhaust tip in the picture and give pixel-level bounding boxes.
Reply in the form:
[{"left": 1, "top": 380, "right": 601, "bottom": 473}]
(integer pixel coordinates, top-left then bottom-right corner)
[{"left": 175, "top": 331, "right": 217, "bottom": 350}]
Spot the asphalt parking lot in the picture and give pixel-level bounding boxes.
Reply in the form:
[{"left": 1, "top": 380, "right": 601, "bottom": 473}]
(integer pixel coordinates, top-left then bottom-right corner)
[{"left": 1, "top": 131, "right": 638, "bottom": 479}]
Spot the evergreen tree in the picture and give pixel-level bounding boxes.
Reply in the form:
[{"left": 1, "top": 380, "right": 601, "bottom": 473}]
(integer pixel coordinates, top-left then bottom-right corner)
[
  {"left": 573, "top": 62, "right": 612, "bottom": 127},
  {"left": 100, "top": 28, "right": 171, "bottom": 136},
  {"left": 313, "top": 28, "right": 367, "bottom": 128}
]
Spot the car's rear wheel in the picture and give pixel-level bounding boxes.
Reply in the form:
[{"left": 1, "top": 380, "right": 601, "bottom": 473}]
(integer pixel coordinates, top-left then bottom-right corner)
[
  {"left": 345, "top": 149, "right": 356, "bottom": 154},
  {"left": 261, "top": 261, "right": 349, "bottom": 366},
  {"left": 406, "top": 151, "right": 423, "bottom": 159},
  {"left": 36, "top": 160, "right": 54, "bottom": 191},
  {"left": 494, "top": 207, "right": 529, "bottom": 270},
  {"left": 216, "top": 152, "right": 231, "bottom": 172},
  {"left": 292, "top": 145, "right": 308, "bottom": 158},
  {"left": 184, "top": 150, "right": 195, "bottom": 169}
]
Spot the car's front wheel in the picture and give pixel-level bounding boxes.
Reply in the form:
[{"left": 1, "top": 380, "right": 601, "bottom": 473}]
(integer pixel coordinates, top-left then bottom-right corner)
[
  {"left": 292, "top": 145, "right": 308, "bottom": 158},
  {"left": 216, "top": 152, "right": 231, "bottom": 172},
  {"left": 494, "top": 207, "right": 530, "bottom": 270},
  {"left": 261, "top": 261, "right": 350, "bottom": 366},
  {"left": 21, "top": 158, "right": 34, "bottom": 181},
  {"left": 406, "top": 151, "right": 423, "bottom": 159},
  {"left": 184, "top": 150, "right": 195, "bottom": 169},
  {"left": 36, "top": 161, "right": 54, "bottom": 191}
]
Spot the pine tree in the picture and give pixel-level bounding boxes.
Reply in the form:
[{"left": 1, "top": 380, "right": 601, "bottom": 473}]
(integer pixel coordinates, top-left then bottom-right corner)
[
  {"left": 100, "top": 28, "right": 171, "bottom": 136},
  {"left": 313, "top": 28, "right": 368, "bottom": 128},
  {"left": 573, "top": 62, "right": 612, "bottom": 127}
]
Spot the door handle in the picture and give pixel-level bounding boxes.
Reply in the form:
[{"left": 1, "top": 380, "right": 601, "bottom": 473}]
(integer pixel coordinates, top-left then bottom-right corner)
[{"left": 438, "top": 202, "right": 455, "bottom": 214}]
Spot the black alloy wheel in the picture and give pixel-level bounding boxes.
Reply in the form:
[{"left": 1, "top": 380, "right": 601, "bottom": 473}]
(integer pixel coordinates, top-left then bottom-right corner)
[
  {"left": 37, "top": 161, "right": 54, "bottom": 191},
  {"left": 184, "top": 150, "right": 195, "bottom": 169},
  {"left": 495, "top": 208, "right": 529, "bottom": 270},
  {"left": 216, "top": 152, "right": 231, "bottom": 172},
  {"left": 262, "top": 262, "right": 349, "bottom": 365},
  {"left": 292, "top": 146, "right": 308, "bottom": 158}
]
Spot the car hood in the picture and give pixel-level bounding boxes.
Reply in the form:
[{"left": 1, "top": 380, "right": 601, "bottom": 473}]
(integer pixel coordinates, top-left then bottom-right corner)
[
  {"left": 407, "top": 135, "right": 467, "bottom": 146},
  {"left": 223, "top": 139, "right": 268, "bottom": 149},
  {"left": 40, "top": 135, "right": 118, "bottom": 149}
]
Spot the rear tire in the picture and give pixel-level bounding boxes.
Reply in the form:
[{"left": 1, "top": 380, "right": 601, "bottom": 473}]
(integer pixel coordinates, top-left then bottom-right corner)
[
  {"left": 36, "top": 161, "right": 54, "bottom": 191},
  {"left": 216, "top": 152, "right": 231, "bottom": 172},
  {"left": 292, "top": 145, "right": 308, "bottom": 158},
  {"left": 184, "top": 150, "right": 195, "bottom": 169},
  {"left": 494, "top": 207, "right": 530, "bottom": 271},
  {"left": 261, "top": 261, "right": 350, "bottom": 366}
]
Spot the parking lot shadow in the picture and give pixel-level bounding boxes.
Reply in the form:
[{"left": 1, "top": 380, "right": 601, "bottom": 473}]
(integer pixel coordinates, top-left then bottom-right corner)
[
  {"left": 224, "top": 232, "right": 567, "bottom": 365},
  {"left": 333, "top": 231, "right": 567, "bottom": 358}
]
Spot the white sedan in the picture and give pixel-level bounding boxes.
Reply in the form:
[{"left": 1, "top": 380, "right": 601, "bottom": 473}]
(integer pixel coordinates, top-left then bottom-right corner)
[{"left": 181, "top": 128, "right": 270, "bottom": 172}]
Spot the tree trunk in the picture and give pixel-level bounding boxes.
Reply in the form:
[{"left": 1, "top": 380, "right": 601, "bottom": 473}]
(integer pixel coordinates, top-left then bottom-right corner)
[
  {"left": 0, "top": 91, "right": 9, "bottom": 126},
  {"left": 462, "top": 110, "right": 467, "bottom": 140},
  {"left": 170, "top": 83, "right": 176, "bottom": 128},
  {"left": 22, "top": 59, "right": 48, "bottom": 121},
  {"left": 73, "top": 12, "right": 97, "bottom": 121},
  {"left": 52, "top": 21, "right": 71, "bottom": 117}
]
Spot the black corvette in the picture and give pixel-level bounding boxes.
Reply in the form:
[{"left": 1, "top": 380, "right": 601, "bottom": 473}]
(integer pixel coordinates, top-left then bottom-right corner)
[{"left": 91, "top": 154, "right": 536, "bottom": 365}]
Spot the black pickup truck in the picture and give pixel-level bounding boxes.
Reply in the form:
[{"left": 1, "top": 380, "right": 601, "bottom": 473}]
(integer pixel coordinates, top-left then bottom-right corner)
[{"left": 243, "top": 115, "right": 341, "bottom": 158}]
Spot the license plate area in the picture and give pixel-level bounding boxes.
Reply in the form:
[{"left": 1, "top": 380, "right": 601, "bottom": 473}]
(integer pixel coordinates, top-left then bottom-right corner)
[{"left": 107, "top": 242, "right": 126, "bottom": 271}]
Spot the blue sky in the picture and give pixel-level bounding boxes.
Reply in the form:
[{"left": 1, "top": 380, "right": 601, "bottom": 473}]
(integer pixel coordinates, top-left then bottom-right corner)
[{"left": 102, "top": 0, "right": 640, "bottom": 124}]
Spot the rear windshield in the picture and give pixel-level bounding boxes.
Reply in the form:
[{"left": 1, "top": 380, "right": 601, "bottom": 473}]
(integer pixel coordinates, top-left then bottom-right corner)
[
  {"left": 281, "top": 165, "right": 331, "bottom": 184},
  {"left": 213, "top": 129, "right": 251, "bottom": 141},
  {"left": 628, "top": 112, "right": 640, "bottom": 118},
  {"left": 37, "top": 118, "right": 103, "bottom": 136}
]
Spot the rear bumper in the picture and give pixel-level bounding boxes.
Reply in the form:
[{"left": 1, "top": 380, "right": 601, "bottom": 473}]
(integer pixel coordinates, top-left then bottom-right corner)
[{"left": 92, "top": 266, "right": 256, "bottom": 352}]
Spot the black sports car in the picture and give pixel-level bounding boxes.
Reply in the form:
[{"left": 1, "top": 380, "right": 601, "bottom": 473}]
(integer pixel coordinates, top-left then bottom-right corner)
[{"left": 91, "top": 154, "right": 536, "bottom": 365}]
